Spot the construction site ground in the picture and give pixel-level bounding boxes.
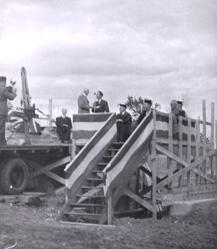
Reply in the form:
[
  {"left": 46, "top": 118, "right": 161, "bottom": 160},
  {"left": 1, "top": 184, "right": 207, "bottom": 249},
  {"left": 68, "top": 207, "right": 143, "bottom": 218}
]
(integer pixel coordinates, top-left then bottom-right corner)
[{"left": 0, "top": 196, "right": 216, "bottom": 249}]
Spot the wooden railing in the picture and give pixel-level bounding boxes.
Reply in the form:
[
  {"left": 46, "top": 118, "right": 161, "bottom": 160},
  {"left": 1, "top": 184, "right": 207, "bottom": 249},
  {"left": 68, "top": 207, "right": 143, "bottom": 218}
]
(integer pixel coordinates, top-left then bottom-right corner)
[
  {"left": 103, "top": 111, "right": 154, "bottom": 197},
  {"left": 65, "top": 113, "right": 117, "bottom": 190}
]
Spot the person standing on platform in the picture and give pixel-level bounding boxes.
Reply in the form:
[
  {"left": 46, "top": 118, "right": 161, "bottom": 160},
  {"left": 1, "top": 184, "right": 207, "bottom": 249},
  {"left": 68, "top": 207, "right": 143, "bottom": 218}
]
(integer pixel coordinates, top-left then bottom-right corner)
[
  {"left": 92, "top": 90, "right": 110, "bottom": 113},
  {"left": 116, "top": 104, "right": 132, "bottom": 142},
  {"left": 177, "top": 100, "right": 187, "bottom": 118},
  {"left": 77, "top": 88, "right": 91, "bottom": 113},
  {"left": 137, "top": 99, "right": 152, "bottom": 125},
  {"left": 0, "top": 76, "right": 17, "bottom": 145},
  {"left": 56, "top": 108, "right": 72, "bottom": 143}
]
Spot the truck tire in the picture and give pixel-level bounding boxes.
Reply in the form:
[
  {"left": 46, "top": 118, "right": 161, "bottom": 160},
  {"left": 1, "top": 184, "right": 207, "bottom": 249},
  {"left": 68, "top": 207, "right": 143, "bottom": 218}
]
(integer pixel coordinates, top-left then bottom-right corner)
[{"left": 0, "top": 158, "right": 29, "bottom": 194}]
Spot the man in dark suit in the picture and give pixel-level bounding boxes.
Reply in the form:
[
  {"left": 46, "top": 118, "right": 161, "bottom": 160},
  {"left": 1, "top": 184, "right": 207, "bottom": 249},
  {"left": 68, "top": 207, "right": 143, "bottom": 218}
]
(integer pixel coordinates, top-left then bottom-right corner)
[
  {"left": 92, "top": 91, "right": 110, "bottom": 113},
  {"left": 77, "top": 88, "right": 91, "bottom": 113},
  {"left": 137, "top": 99, "right": 152, "bottom": 125},
  {"left": 56, "top": 108, "right": 72, "bottom": 143},
  {"left": 177, "top": 100, "right": 187, "bottom": 118},
  {"left": 116, "top": 104, "right": 132, "bottom": 142},
  {"left": 0, "top": 76, "right": 17, "bottom": 145}
]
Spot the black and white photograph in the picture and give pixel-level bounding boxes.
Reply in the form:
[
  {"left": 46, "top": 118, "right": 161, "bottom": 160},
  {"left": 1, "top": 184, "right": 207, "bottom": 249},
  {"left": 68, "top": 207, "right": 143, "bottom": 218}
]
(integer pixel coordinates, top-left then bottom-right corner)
[{"left": 0, "top": 0, "right": 217, "bottom": 248}]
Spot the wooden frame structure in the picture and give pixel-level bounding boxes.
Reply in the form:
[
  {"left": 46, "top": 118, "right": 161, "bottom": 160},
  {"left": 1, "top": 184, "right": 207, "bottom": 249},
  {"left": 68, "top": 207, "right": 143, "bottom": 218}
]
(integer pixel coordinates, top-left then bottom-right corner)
[
  {"left": 58, "top": 100, "right": 217, "bottom": 225},
  {"left": 149, "top": 100, "right": 217, "bottom": 218}
]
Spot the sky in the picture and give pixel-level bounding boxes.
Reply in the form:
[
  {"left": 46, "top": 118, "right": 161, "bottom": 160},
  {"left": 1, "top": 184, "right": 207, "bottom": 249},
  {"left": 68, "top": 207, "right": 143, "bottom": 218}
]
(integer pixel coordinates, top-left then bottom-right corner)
[{"left": 0, "top": 0, "right": 217, "bottom": 120}]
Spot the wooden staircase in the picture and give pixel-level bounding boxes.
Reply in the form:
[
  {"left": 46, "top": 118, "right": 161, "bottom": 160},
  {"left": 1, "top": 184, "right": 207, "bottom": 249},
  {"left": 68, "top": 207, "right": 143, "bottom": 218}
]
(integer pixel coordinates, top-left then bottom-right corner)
[{"left": 60, "top": 141, "right": 124, "bottom": 224}]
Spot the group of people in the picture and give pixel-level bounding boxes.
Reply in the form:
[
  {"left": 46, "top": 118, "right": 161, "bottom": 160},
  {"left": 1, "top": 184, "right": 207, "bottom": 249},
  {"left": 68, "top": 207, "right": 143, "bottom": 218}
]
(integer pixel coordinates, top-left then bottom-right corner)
[
  {"left": 0, "top": 77, "right": 187, "bottom": 145},
  {"left": 77, "top": 88, "right": 110, "bottom": 114}
]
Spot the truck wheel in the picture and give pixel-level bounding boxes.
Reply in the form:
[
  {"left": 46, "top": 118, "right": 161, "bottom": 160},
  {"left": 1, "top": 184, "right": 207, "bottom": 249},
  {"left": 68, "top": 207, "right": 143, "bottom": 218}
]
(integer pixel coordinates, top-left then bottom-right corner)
[{"left": 0, "top": 159, "right": 29, "bottom": 194}]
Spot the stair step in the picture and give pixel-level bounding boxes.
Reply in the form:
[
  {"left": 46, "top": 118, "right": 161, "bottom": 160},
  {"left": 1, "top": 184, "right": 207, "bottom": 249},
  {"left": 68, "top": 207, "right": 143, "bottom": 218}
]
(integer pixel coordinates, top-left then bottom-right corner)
[
  {"left": 108, "top": 148, "right": 119, "bottom": 152},
  {"left": 92, "top": 170, "right": 103, "bottom": 174},
  {"left": 76, "top": 194, "right": 105, "bottom": 199},
  {"left": 81, "top": 186, "right": 103, "bottom": 189},
  {"left": 86, "top": 177, "right": 103, "bottom": 181},
  {"left": 70, "top": 203, "right": 105, "bottom": 207},
  {"left": 103, "top": 155, "right": 113, "bottom": 159},
  {"left": 65, "top": 212, "right": 101, "bottom": 217},
  {"left": 112, "top": 142, "right": 124, "bottom": 147},
  {"left": 97, "top": 162, "right": 107, "bottom": 166}
]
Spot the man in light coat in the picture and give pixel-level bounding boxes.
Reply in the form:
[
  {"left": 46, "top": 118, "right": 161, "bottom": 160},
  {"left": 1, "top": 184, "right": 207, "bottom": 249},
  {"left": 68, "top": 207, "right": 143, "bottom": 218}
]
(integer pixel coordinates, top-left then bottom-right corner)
[{"left": 77, "top": 88, "right": 91, "bottom": 114}]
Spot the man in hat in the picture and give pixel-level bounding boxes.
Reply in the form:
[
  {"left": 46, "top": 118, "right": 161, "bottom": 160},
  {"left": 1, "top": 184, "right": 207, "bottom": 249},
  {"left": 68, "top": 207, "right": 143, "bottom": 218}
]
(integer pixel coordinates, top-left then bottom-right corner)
[
  {"left": 116, "top": 104, "right": 132, "bottom": 142},
  {"left": 137, "top": 99, "right": 152, "bottom": 125},
  {"left": 77, "top": 88, "right": 91, "bottom": 113},
  {"left": 55, "top": 108, "right": 72, "bottom": 143},
  {"left": 92, "top": 90, "right": 110, "bottom": 113},
  {"left": 0, "top": 76, "right": 17, "bottom": 145}
]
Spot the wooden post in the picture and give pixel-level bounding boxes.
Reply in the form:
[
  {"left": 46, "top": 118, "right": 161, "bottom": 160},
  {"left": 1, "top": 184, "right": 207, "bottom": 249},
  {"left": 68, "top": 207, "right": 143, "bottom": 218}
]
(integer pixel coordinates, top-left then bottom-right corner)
[
  {"left": 210, "top": 103, "right": 215, "bottom": 178},
  {"left": 152, "top": 159, "right": 157, "bottom": 219},
  {"left": 195, "top": 117, "right": 200, "bottom": 185},
  {"left": 215, "top": 120, "right": 217, "bottom": 175},
  {"left": 168, "top": 113, "right": 173, "bottom": 188},
  {"left": 152, "top": 110, "right": 157, "bottom": 219},
  {"left": 202, "top": 100, "right": 207, "bottom": 184},
  {"left": 178, "top": 116, "right": 183, "bottom": 187},
  {"left": 48, "top": 98, "right": 53, "bottom": 128},
  {"left": 187, "top": 118, "right": 192, "bottom": 186},
  {"left": 107, "top": 193, "right": 113, "bottom": 225}
]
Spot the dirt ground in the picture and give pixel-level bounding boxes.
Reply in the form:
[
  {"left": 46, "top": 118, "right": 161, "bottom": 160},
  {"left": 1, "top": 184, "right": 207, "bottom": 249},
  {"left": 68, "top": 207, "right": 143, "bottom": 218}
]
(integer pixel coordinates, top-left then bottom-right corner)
[{"left": 0, "top": 197, "right": 217, "bottom": 249}]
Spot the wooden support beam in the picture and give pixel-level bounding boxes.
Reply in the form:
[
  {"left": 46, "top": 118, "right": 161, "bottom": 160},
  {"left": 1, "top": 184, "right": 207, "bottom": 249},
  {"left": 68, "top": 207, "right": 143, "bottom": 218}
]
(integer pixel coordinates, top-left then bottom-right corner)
[
  {"left": 31, "top": 156, "right": 71, "bottom": 178},
  {"left": 107, "top": 193, "right": 113, "bottom": 225},
  {"left": 168, "top": 113, "right": 174, "bottom": 188},
  {"left": 45, "top": 171, "right": 65, "bottom": 185},
  {"left": 152, "top": 110, "right": 157, "bottom": 219},
  {"left": 202, "top": 100, "right": 207, "bottom": 184},
  {"left": 178, "top": 116, "right": 183, "bottom": 187},
  {"left": 156, "top": 150, "right": 215, "bottom": 189},
  {"left": 156, "top": 145, "right": 215, "bottom": 183},
  {"left": 195, "top": 118, "right": 200, "bottom": 185},
  {"left": 152, "top": 160, "right": 157, "bottom": 218},
  {"left": 48, "top": 98, "right": 53, "bottom": 128},
  {"left": 211, "top": 102, "right": 215, "bottom": 149},
  {"left": 187, "top": 118, "right": 192, "bottom": 186},
  {"left": 123, "top": 189, "right": 154, "bottom": 213}
]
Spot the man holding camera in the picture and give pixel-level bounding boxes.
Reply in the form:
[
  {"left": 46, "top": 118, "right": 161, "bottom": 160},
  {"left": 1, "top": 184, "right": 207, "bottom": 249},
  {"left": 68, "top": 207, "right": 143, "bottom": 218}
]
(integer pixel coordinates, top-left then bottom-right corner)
[{"left": 0, "top": 76, "right": 17, "bottom": 145}]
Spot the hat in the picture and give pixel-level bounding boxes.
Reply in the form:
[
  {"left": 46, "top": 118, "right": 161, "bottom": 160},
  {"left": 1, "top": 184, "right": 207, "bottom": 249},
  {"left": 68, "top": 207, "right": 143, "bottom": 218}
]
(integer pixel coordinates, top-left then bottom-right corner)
[
  {"left": 0, "top": 76, "right": 6, "bottom": 82},
  {"left": 144, "top": 99, "right": 152, "bottom": 105},
  {"left": 97, "top": 90, "right": 103, "bottom": 97},
  {"left": 119, "top": 104, "right": 127, "bottom": 108},
  {"left": 177, "top": 100, "right": 183, "bottom": 105}
]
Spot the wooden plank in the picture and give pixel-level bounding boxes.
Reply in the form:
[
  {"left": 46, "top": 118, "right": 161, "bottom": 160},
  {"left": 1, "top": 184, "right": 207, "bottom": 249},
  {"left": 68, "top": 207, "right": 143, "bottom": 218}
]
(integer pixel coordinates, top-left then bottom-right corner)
[
  {"left": 156, "top": 110, "right": 212, "bottom": 126},
  {"left": 123, "top": 189, "right": 154, "bottom": 213},
  {"left": 152, "top": 110, "right": 157, "bottom": 219},
  {"left": 210, "top": 103, "right": 215, "bottom": 178},
  {"left": 107, "top": 193, "right": 113, "bottom": 225},
  {"left": 156, "top": 145, "right": 214, "bottom": 183},
  {"left": 31, "top": 156, "right": 71, "bottom": 178},
  {"left": 178, "top": 116, "right": 183, "bottom": 187},
  {"left": 202, "top": 100, "right": 207, "bottom": 184},
  {"left": 195, "top": 118, "right": 200, "bottom": 185},
  {"left": 48, "top": 98, "right": 53, "bottom": 128},
  {"left": 151, "top": 159, "right": 157, "bottom": 218},
  {"left": 156, "top": 150, "right": 215, "bottom": 189},
  {"left": 77, "top": 184, "right": 103, "bottom": 204},
  {"left": 66, "top": 113, "right": 116, "bottom": 175},
  {"left": 168, "top": 113, "right": 173, "bottom": 188},
  {"left": 187, "top": 118, "right": 192, "bottom": 186},
  {"left": 211, "top": 102, "right": 215, "bottom": 149},
  {"left": 45, "top": 171, "right": 65, "bottom": 185}
]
